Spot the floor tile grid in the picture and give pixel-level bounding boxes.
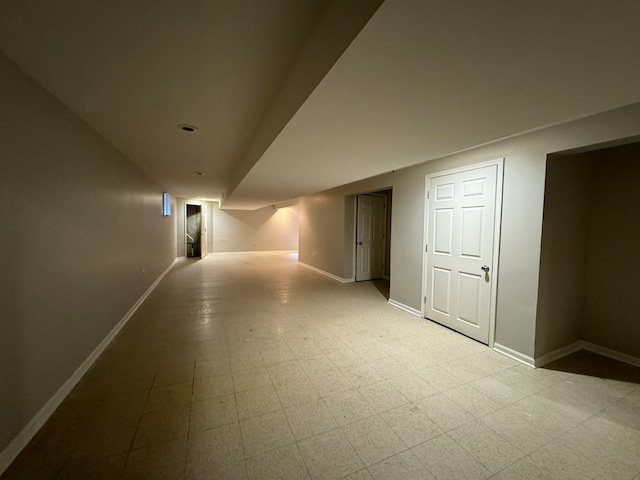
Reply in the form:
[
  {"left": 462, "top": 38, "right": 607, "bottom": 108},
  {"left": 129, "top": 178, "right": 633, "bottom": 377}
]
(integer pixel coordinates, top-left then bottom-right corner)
[
  {"left": 199, "top": 275, "right": 310, "bottom": 478},
  {"left": 134, "top": 298, "right": 199, "bottom": 479},
  {"left": 220, "top": 272, "right": 484, "bottom": 478},
  {"left": 199, "top": 266, "right": 410, "bottom": 476},
  {"left": 1, "top": 253, "right": 638, "bottom": 474},
  {"left": 264, "top": 255, "right": 636, "bottom": 476},
  {"left": 485, "top": 377, "right": 640, "bottom": 479},
  {"left": 156, "top": 258, "right": 640, "bottom": 480},
  {"left": 199, "top": 274, "right": 624, "bottom": 480}
]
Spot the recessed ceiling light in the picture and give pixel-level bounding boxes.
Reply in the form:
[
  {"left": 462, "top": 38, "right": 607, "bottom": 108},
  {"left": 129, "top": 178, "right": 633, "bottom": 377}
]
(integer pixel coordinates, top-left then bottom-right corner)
[
  {"left": 177, "top": 124, "right": 198, "bottom": 132},
  {"left": 193, "top": 171, "right": 205, "bottom": 176}
]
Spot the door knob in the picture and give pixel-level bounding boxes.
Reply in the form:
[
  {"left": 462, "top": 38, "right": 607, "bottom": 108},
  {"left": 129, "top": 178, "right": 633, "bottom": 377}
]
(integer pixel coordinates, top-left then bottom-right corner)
[
  {"left": 481, "top": 265, "right": 490, "bottom": 272},
  {"left": 358, "top": 242, "right": 363, "bottom": 245}
]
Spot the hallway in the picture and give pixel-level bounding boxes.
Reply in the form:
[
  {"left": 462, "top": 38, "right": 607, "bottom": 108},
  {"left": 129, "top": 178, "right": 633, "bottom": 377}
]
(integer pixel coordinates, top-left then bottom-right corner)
[{"left": 3, "top": 252, "right": 640, "bottom": 479}]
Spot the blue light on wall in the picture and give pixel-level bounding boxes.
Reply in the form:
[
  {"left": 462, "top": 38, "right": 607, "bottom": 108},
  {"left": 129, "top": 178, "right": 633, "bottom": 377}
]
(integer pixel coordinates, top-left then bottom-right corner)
[{"left": 163, "top": 192, "right": 172, "bottom": 216}]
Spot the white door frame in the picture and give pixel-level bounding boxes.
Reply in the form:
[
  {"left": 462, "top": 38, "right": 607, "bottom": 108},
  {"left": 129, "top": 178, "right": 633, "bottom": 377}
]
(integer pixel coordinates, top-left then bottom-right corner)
[
  {"left": 200, "top": 202, "right": 208, "bottom": 259},
  {"left": 421, "top": 158, "right": 504, "bottom": 347},
  {"left": 352, "top": 190, "right": 392, "bottom": 283},
  {"left": 355, "top": 193, "right": 387, "bottom": 282}
]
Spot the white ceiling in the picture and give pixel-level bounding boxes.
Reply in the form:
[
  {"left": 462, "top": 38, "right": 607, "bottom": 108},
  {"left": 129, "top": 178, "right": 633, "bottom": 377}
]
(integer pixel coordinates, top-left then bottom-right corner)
[{"left": 2, "top": 0, "right": 640, "bottom": 210}]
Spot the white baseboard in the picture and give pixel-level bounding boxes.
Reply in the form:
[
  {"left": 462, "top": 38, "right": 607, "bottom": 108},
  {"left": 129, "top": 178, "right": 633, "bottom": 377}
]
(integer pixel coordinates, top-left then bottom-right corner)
[
  {"left": 0, "top": 259, "right": 177, "bottom": 476},
  {"left": 210, "top": 249, "right": 298, "bottom": 255},
  {"left": 388, "top": 299, "right": 422, "bottom": 317},
  {"left": 298, "top": 261, "right": 354, "bottom": 283},
  {"left": 533, "top": 341, "right": 583, "bottom": 368},
  {"left": 532, "top": 340, "right": 640, "bottom": 369},
  {"left": 582, "top": 342, "right": 640, "bottom": 369},
  {"left": 493, "top": 343, "right": 535, "bottom": 368}
]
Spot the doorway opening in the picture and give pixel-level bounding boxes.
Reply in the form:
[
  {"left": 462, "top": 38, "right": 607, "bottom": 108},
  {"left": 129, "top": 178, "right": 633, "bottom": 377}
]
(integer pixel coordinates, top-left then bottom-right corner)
[
  {"left": 355, "top": 189, "right": 392, "bottom": 297},
  {"left": 186, "top": 204, "right": 201, "bottom": 257},
  {"left": 185, "top": 202, "right": 208, "bottom": 258},
  {"left": 536, "top": 140, "right": 640, "bottom": 365}
]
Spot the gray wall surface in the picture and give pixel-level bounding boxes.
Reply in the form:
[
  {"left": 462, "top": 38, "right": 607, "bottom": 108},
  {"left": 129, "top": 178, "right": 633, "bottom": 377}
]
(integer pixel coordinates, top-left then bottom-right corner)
[
  {"left": 537, "top": 143, "right": 640, "bottom": 359},
  {"left": 212, "top": 203, "right": 299, "bottom": 252},
  {"left": 536, "top": 152, "right": 597, "bottom": 356},
  {"left": 583, "top": 144, "right": 640, "bottom": 358},
  {"left": 176, "top": 201, "right": 298, "bottom": 255},
  {"left": 299, "top": 192, "right": 350, "bottom": 275},
  {"left": 0, "top": 54, "right": 176, "bottom": 453},
  {"left": 298, "top": 104, "right": 640, "bottom": 360}
]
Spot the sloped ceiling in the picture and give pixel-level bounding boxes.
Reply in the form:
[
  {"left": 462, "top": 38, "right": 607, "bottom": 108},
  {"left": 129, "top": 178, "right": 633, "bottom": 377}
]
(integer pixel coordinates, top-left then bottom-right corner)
[{"left": 1, "top": 0, "right": 640, "bottom": 210}]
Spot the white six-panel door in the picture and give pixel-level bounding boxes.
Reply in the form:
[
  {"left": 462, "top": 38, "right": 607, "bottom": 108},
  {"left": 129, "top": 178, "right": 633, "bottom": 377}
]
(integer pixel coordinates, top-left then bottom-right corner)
[
  {"left": 356, "top": 194, "right": 387, "bottom": 281},
  {"left": 425, "top": 164, "right": 499, "bottom": 344}
]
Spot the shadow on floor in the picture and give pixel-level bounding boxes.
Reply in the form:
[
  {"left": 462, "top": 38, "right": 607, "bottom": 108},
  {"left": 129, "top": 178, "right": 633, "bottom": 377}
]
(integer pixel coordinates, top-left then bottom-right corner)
[{"left": 543, "top": 350, "right": 640, "bottom": 384}]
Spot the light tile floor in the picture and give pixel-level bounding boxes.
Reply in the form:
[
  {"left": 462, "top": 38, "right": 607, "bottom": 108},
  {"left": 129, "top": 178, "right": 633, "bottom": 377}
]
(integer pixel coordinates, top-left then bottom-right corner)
[{"left": 3, "top": 251, "right": 640, "bottom": 479}]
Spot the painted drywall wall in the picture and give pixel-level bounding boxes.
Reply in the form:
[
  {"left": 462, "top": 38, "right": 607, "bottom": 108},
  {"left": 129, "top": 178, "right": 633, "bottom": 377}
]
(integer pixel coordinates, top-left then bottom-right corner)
[
  {"left": 299, "top": 189, "right": 392, "bottom": 281},
  {"left": 583, "top": 144, "right": 640, "bottom": 358},
  {"left": 299, "top": 192, "right": 348, "bottom": 276},
  {"left": 535, "top": 143, "right": 640, "bottom": 360},
  {"left": 212, "top": 203, "right": 298, "bottom": 253},
  {"left": 176, "top": 198, "right": 186, "bottom": 256},
  {"left": 0, "top": 54, "right": 176, "bottom": 454},
  {"left": 297, "top": 104, "right": 640, "bottom": 359},
  {"left": 535, "top": 152, "right": 597, "bottom": 357}
]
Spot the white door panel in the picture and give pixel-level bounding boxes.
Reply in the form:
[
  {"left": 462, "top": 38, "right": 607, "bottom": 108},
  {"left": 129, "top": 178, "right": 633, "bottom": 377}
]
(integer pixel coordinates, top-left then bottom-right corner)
[
  {"left": 460, "top": 207, "right": 483, "bottom": 258},
  {"left": 431, "top": 267, "right": 451, "bottom": 315},
  {"left": 434, "top": 208, "right": 453, "bottom": 254},
  {"left": 356, "top": 194, "right": 386, "bottom": 281},
  {"left": 425, "top": 164, "right": 498, "bottom": 344},
  {"left": 458, "top": 272, "right": 481, "bottom": 326}
]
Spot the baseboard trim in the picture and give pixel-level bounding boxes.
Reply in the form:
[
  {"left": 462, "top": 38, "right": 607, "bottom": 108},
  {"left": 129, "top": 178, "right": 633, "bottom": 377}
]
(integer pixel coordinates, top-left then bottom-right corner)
[
  {"left": 582, "top": 342, "right": 640, "bottom": 369},
  {"left": 209, "top": 249, "right": 298, "bottom": 255},
  {"left": 531, "top": 340, "right": 640, "bottom": 369},
  {"left": 0, "top": 259, "right": 177, "bottom": 476},
  {"left": 493, "top": 343, "right": 535, "bottom": 368},
  {"left": 388, "top": 299, "right": 422, "bottom": 317},
  {"left": 533, "top": 341, "right": 583, "bottom": 368},
  {"left": 298, "top": 262, "right": 354, "bottom": 283}
]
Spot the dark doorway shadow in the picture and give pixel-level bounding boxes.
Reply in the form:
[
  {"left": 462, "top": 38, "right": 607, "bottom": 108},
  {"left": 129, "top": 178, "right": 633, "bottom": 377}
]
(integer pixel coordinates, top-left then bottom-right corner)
[
  {"left": 371, "top": 279, "right": 390, "bottom": 300},
  {"left": 543, "top": 350, "right": 640, "bottom": 384}
]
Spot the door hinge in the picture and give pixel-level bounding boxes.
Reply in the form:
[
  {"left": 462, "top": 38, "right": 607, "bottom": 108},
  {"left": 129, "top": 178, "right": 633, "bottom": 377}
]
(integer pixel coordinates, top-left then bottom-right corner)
[
  {"left": 427, "top": 191, "right": 430, "bottom": 199},
  {"left": 425, "top": 244, "right": 428, "bottom": 253},
  {"left": 424, "top": 296, "right": 427, "bottom": 304}
]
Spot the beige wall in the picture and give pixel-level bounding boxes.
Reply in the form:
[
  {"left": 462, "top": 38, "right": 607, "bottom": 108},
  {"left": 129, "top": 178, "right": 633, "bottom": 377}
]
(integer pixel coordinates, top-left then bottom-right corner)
[
  {"left": 536, "top": 152, "right": 597, "bottom": 356},
  {"left": 537, "top": 143, "right": 640, "bottom": 360},
  {"left": 0, "top": 54, "right": 176, "bottom": 453},
  {"left": 212, "top": 203, "right": 299, "bottom": 252},
  {"left": 300, "top": 179, "right": 395, "bottom": 279},
  {"left": 299, "top": 193, "right": 347, "bottom": 274},
  {"left": 298, "top": 103, "right": 640, "bottom": 360},
  {"left": 583, "top": 144, "right": 640, "bottom": 358}
]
